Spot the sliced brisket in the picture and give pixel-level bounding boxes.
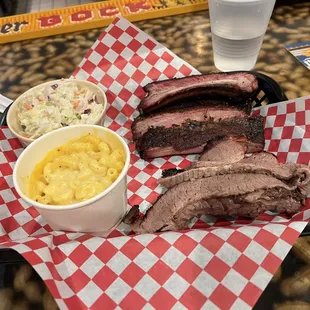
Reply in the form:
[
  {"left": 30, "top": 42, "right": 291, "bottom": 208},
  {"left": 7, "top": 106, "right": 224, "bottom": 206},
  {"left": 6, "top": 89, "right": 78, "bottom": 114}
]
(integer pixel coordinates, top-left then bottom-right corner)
[
  {"left": 169, "top": 189, "right": 304, "bottom": 229},
  {"left": 193, "top": 151, "right": 277, "bottom": 168},
  {"left": 159, "top": 161, "right": 310, "bottom": 189},
  {"left": 240, "top": 152, "right": 278, "bottom": 165},
  {"left": 138, "top": 72, "right": 259, "bottom": 113},
  {"left": 199, "top": 137, "right": 247, "bottom": 163},
  {"left": 124, "top": 174, "right": 304, "bottom": 234},
  {"left": 138, "top": 115, "right": 265, "bottom": 159}
]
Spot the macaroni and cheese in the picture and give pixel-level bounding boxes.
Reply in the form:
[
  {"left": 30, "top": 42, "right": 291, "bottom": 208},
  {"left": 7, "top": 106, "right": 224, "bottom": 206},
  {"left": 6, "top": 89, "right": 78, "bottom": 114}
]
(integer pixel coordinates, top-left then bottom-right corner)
[{"left": 28, "top": 133, "right": 125, "bottom": 205}]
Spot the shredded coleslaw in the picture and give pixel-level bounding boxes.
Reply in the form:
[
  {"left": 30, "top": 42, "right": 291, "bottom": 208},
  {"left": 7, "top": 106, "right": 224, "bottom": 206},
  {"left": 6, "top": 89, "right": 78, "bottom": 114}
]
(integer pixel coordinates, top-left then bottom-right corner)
[{"left": 17, "top": 80, "right": 104, "bottom": 139}]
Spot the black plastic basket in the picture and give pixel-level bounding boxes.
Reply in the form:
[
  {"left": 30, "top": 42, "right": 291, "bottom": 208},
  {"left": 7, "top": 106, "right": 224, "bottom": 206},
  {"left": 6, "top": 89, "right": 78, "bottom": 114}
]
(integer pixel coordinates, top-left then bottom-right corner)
[
  {"left": 237, "top": 71, "right": 288, "bottom": 107},
  {"left": 0, "top": 71, "right": 288, "bottom": 264}
]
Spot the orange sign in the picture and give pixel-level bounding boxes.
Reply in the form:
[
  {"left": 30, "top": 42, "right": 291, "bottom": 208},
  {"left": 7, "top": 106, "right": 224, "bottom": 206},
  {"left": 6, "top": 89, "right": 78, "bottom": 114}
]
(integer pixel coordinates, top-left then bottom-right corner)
[{"left": 0, "top": 0, "right": 208, "bottom": 44}]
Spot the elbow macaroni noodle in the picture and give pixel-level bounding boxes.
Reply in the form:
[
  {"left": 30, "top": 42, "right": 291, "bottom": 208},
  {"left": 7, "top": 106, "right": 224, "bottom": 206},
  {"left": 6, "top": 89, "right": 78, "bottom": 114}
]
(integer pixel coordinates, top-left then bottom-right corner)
[{"left": 28, "top": 133, "right": 125, "bottom": 205}]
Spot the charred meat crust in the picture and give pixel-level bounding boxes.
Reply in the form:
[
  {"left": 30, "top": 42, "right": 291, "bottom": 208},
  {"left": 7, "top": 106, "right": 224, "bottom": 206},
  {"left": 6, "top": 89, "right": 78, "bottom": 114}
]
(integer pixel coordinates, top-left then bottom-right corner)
[
  {"left": 132, "top": 105, "right": 250, "bottom": 141},
  {"left": 161, "top": 168, "right": 184, "bottom": 178},
  {"left": 123, "top": 205, "right": 140, "bottom": 225},
  {"left": 137, "top": 115, "right": 265, "bottom": 153}
]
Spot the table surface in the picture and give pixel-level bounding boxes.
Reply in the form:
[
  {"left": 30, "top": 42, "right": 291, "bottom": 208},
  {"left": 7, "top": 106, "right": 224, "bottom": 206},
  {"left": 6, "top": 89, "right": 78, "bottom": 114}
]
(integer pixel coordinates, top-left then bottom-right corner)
[
  {"left": 1, "top": 2, "right": 310, "bottom": 309},
  {"left": 1, "top": 4, "right": 310, "bottom": 101}
]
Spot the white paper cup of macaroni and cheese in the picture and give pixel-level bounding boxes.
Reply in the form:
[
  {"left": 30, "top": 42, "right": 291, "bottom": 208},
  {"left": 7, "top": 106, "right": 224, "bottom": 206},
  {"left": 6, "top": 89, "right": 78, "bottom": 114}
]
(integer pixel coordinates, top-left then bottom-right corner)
[{"left": 13, "top": 125, "right": 130, "bottom": 235}]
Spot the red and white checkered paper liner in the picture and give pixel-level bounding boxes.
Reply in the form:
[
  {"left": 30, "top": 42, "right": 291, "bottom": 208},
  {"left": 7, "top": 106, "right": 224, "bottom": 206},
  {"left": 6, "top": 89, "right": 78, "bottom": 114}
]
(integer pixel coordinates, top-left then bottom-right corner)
[{"left": 1, "top": 16, "right": 310, "bottom": 310}]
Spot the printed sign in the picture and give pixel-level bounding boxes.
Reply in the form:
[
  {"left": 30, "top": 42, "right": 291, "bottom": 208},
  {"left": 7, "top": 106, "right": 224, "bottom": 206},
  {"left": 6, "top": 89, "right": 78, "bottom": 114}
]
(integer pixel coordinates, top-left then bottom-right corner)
[
  {"left": 286, "top": 41, "right": 310, "bottom": 70},
  {"left": 0, "top": 0, "right": 208, "bottom": 44}
]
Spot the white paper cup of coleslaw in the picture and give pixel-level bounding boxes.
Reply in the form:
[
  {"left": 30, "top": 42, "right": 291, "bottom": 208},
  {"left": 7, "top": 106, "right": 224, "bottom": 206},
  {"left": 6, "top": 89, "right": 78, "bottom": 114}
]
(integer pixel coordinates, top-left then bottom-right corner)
[
  {"left": 13, "top": 125, "right": 130, "bottom": 235},
  {"left": 7, "top": 79, "right": 107, "bottom": 147}
]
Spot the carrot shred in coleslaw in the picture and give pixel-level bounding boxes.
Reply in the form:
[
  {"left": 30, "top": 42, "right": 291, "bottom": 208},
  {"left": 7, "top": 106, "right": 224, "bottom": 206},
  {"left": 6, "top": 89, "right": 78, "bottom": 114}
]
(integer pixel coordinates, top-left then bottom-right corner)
[{"left": 17, "top": 80, "right": 104, "bottom": 139}]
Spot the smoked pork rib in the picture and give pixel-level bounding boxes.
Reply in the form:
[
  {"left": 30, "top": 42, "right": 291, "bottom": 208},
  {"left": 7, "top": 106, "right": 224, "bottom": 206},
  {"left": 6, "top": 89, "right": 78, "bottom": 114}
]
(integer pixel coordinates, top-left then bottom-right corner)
[
  {"left": 138, "top": 115, "right": 265, "bottom": 159},
  {"left": 138, "top": 72, "right": 259, "bottom": 113}
]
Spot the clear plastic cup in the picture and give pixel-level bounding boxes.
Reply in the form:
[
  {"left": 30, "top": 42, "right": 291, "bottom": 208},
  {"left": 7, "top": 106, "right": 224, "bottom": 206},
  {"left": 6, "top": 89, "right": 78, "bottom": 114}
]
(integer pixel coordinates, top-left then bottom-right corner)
[{"left": 209, "top": 0, "right": 276, "bottom": 72}]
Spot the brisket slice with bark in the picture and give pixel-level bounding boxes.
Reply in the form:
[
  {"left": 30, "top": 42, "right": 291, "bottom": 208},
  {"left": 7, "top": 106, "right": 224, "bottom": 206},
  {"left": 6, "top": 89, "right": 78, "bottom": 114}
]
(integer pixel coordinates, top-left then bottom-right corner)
[
  {"left": 190, "top": 152, "right": 276, "bottom": 169},
  {"left": 124, "top": 174, "right": 305, "bottom": 234},
  {"left": 159, "top": 161, "right": 310, "bottom": 189},
  {"left": 196, "top": 150, "right": 278, "bottom": 167},
  {"left": 138, "top": 72, "right": 259, "bottom": 113},
  {"left": 165, "top": 189, "right": 303, "bottom": 229},
  {"left": 239, "top": 152, "right": 278, "bottom": 165},
  {"left": 199, "top": 137, "right": 247, "bottom": 163},
  {"left": 162, "top": 145, "right": 310, "bottom": 189},
  {"left": 140, "top": 145, "right": 208, "bottom": 158},
  {"left": 138, "top": 115, "right": 265, "bottom": 159},
  {"left": 132, "top": 106, "right": 249, "bottom": 141}
]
